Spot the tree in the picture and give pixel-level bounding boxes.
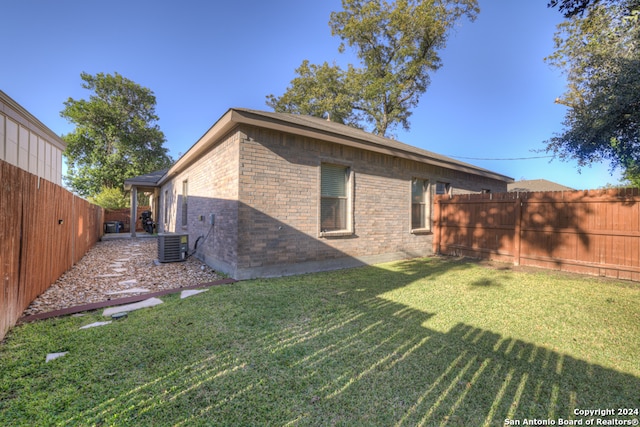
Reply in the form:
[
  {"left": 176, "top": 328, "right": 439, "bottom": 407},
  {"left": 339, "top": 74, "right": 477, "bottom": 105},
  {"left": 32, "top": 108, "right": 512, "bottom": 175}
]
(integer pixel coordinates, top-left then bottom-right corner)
[
  {"left": 547, "top": 0, "right": 634, "bottom": 17},
  {"left": 62, "top": 72, "right": 173, "bottom": 197},
  {"left": 266, "top": 60, "right": 361, "bottom": 127},
  {"left": 548, "top": 0, "right": 600, "bottom": 17},
  {"left": 544, "top": 0, "right": 640, "bottom": 181},
  {"left": 267, "top": 0, "right": 479, "bottom": 137},
  {"left": 88, "top": 186, "right": 130, "bottom": 210}
]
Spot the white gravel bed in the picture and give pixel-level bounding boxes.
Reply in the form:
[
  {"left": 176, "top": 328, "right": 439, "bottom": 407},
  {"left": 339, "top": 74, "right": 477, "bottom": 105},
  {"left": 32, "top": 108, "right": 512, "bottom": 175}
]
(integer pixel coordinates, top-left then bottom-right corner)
[{"left": 22, "top": 238, "right": 222, "bottom": 317}]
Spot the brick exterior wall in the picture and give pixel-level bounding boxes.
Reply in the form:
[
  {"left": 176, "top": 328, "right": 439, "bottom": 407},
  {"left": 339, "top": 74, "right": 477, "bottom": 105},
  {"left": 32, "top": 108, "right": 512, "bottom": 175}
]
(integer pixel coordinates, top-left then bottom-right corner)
[
  {"left": 159, "top": 131, "right": 240, "bottom": 274},
  {"left": 161, "top": 124, "right": 508, "bottom": 279},
  {"left": 233, "top": 125, "right": 506, "bottom": 278}
]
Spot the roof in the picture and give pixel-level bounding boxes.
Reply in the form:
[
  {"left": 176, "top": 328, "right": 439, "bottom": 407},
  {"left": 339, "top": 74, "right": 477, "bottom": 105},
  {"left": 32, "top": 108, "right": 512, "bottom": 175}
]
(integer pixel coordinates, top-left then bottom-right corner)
[
  {"left": 508, "top": 179, "right": 575, "bottom": 193},
  {"left": 124, "top": 168, "right": 170, "bottom": 191},
  {"left": 158, "top": 108, "right": 513, "bottom": 186},
  {"left": 236, "top": 109, "right": 513, "bottom": 181},
  {"left": 0, "top": 89, "right": 66, "bottom": 151}
]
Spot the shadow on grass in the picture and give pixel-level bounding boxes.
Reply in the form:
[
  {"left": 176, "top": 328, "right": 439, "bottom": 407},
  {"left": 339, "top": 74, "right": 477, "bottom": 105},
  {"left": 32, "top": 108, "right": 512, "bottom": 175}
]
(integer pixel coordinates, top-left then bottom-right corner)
[{"left": 2, "top": 258, "right": 639, "bottom": 426}]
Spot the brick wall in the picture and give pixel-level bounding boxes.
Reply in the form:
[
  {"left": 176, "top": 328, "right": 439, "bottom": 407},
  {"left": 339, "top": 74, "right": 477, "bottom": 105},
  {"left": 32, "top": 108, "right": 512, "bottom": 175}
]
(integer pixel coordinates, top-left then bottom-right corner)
[
  {"left": 160, "top": 124, "right": 508, "bottom": 279},
  {"left": 160, "top": 131, "right": 240, "bottom": 274},
  {"left": 233, "top": 125, "right": 507, "bottom": 278}
]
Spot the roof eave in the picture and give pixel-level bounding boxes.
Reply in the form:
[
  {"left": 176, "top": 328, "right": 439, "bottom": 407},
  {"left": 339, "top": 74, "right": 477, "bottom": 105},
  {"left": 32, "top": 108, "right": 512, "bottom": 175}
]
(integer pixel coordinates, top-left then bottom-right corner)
[
  {"left": 0, "top": 90, "right": 66, "bottom": 151},
  {"left": 231, "top": 109, "right": 514, "bottom": 183},
  {"left": 158, "top": 109, "right": 238, "bottom": 186},
  {"left": 159, "top": 108, "right": 514, "bottom": 186}
]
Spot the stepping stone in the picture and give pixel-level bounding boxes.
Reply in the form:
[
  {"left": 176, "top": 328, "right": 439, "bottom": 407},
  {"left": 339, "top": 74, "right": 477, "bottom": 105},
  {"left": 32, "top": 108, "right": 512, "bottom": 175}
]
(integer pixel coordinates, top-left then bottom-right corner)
[
  {"left": 109, "top": 263, "right": 124, "bottom": 268},
  {"left": 80, "top": 321, "right": 112, "bottom": 329},
  {"left": 102, "top": 297, "right": 163, "bottom": 317},
  {"left": 115, "top": 258, "right": 130, "bottom": 262},
  {"left": 97, "top": 274, "right": 123, "bottom": 278},
  {"left": 111, "top": 268, "right": 127, "bottom": 273},
  {"left": 118, "top": 279, "right": 138, "bottom": 286},
  {"left": 46, "top": 352, "right": 68, "bottom": 362},
  {"left": 181, "top": 289, "right": 208, "bottom": 299},
  {"left": 106, "top": 288, "right": 150, "bottom": 295}
]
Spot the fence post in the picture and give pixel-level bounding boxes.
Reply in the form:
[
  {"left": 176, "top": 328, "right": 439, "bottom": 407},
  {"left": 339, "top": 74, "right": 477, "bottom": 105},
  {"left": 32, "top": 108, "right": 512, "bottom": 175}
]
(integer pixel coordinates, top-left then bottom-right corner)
[
  {"left": 433, "top": 195, "right": 441, "bottom": 255},
  {"left": 513, "top": 194, "right": 522, "bottom": 266}
]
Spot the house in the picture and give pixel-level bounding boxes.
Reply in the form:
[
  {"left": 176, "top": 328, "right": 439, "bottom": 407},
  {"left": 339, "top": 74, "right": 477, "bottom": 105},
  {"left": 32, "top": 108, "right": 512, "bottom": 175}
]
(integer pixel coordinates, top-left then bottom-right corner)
[
  {"left": 508, "top": 179, "right": 574, "bottom": 193},
  {"left": 127, "top": 108, "right": 513, "bottom": 279},
  {"left": 0, "top": 90, "right": 66, "bottom": 185}
]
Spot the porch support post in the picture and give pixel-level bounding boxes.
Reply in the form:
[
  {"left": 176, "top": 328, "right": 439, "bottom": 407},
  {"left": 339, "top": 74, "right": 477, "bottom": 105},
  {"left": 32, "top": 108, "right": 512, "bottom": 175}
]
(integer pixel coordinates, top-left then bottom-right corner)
[{"left": 130, "top": 186, "right": 137, "bottom": 237}]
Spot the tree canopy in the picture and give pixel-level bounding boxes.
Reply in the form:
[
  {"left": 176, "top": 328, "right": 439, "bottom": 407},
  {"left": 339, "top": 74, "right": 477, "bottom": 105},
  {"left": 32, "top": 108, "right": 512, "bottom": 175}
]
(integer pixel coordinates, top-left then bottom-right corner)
[
  {"left": 62, "top": 72, "right": 173, "bottom": 197},
  {"left": 547, "top": 0, "right": 601, "bottom": 17},
  {"left": 544, "top": 0, "right": 640, "bottom": 181},
  {"left": 267, "top": 0, "right": 479, "bottom": 137}
]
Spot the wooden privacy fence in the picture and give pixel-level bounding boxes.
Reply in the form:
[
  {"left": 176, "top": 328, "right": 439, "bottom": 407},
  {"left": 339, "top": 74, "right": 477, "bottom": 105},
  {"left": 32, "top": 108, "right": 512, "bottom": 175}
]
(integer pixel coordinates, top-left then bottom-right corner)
[
  {"left": 0, "top": 160, "right": 103, "bottom": 341},
  {"left": 104, "top": 206, "right": 151, "bottom": 233},
  {"left": 433, "top": 188, "right": 640, "bottom": 282}
]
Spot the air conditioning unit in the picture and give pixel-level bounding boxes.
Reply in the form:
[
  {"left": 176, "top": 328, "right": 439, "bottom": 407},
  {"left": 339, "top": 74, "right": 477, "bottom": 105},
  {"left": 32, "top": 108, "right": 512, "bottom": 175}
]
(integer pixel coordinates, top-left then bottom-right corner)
[{"left": 158, "top": 233, "right": 189, "bottom": 263}]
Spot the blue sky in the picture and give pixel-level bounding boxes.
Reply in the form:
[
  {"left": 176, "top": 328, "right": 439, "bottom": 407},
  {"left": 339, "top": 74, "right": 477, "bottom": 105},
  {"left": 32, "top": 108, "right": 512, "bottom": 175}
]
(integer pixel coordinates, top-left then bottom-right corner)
[{"left": 0, "top": 0, "right": 624, "bottom": 189}]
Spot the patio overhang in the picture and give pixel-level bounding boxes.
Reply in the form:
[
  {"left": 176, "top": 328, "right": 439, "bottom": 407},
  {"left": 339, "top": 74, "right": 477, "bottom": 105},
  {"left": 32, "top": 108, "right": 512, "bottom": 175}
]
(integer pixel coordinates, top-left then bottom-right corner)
[{"left": 123, "top": 169, "right": 169, "bottom": 237}]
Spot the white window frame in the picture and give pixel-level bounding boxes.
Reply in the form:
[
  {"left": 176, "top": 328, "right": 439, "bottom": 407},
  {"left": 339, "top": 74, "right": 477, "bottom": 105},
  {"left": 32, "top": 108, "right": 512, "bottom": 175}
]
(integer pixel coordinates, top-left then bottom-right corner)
[
  {"left": 319, "top": 162, "right": 354, "bottom": 237},
  {"left": 411, "top": 178, "right": 431, "bottom": 233}
]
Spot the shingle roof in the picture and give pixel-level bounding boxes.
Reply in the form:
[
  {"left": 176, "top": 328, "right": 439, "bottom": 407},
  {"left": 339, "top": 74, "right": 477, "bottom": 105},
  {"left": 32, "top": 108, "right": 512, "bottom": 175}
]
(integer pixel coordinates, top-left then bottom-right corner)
[
  {"left": 234, "top": 108, "right": 513, "bottom": 182},
  {"left": 124, "top": 168, "right": 170, "bottom": 190},
  {"left": 508, "top": 179, "right": 575, "bottom": 192}
]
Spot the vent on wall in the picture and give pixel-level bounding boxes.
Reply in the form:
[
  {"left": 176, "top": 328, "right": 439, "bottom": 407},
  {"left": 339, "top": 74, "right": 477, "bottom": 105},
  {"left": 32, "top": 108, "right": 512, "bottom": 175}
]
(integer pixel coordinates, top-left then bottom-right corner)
[{"left": 158, "top": 233, "right": 189, "bottom": 263}]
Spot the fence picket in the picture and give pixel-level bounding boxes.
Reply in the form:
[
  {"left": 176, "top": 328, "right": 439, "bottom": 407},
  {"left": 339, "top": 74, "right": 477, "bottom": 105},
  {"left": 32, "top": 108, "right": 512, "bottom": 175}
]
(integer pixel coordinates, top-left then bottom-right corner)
[
  {"left": 0, "top": 160, "right": 103, "bottom": 341},
  {"left": 435, "top": 189, "right": 640, "bottom": 281}
]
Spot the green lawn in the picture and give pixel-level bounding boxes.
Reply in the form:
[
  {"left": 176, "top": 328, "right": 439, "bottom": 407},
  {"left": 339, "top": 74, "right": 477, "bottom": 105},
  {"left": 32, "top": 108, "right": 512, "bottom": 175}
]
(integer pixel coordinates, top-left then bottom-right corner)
[{"left": 1, "top": 257, "right": 639, "bottom": 426}]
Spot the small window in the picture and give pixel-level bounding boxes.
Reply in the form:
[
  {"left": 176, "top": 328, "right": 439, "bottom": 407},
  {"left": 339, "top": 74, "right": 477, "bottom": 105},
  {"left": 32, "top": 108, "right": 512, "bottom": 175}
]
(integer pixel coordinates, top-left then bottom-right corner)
[
  {"left": 411, "top": 179, "right": 429, "bottom": 230},
  {"left": 436, "top": 182, "right": 450, "bottom": 195},
  {"left": 163, "top": 190, "right": 169, "bottom": 225},
  {"left": 481, "top": 189, "right": 491, "bottom": 194},
  {"left": 320, "top": 163, "right": 350, "bottom": 233},
  {"left": 181, "top": 180, "right": 188, "bottom": 227}
]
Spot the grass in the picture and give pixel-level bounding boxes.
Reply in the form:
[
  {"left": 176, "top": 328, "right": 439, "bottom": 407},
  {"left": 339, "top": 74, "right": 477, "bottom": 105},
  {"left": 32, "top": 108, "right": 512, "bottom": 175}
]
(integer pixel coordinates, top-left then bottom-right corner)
[{"left": 1, "top": 257, "right": 639, "bottom": 426}]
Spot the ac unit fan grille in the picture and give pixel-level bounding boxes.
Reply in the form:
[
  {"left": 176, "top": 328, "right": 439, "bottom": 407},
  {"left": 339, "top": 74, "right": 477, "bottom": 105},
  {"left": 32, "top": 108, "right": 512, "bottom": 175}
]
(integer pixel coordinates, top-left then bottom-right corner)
[{"left": 158, "top": 234, "right": 188, "bottom": 263}]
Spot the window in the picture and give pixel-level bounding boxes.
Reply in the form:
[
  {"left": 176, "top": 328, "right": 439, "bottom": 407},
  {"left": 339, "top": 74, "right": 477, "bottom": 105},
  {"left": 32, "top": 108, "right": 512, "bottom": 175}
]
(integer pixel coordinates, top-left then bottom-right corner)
[
  {"left": 181, "top": 180, "right": 188, "bottom": 227},
  {"left": 411, "top": 179, "right": 429, "bottom": 230},
  {"left": 163, "top": 190, "right": 169, "bottom": 225},
  {"left": 320, "top": 163, "right": 350, "bottom": 233},
  {"left": 435, "top": 182, "right": 450, "bottom": 195}
]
